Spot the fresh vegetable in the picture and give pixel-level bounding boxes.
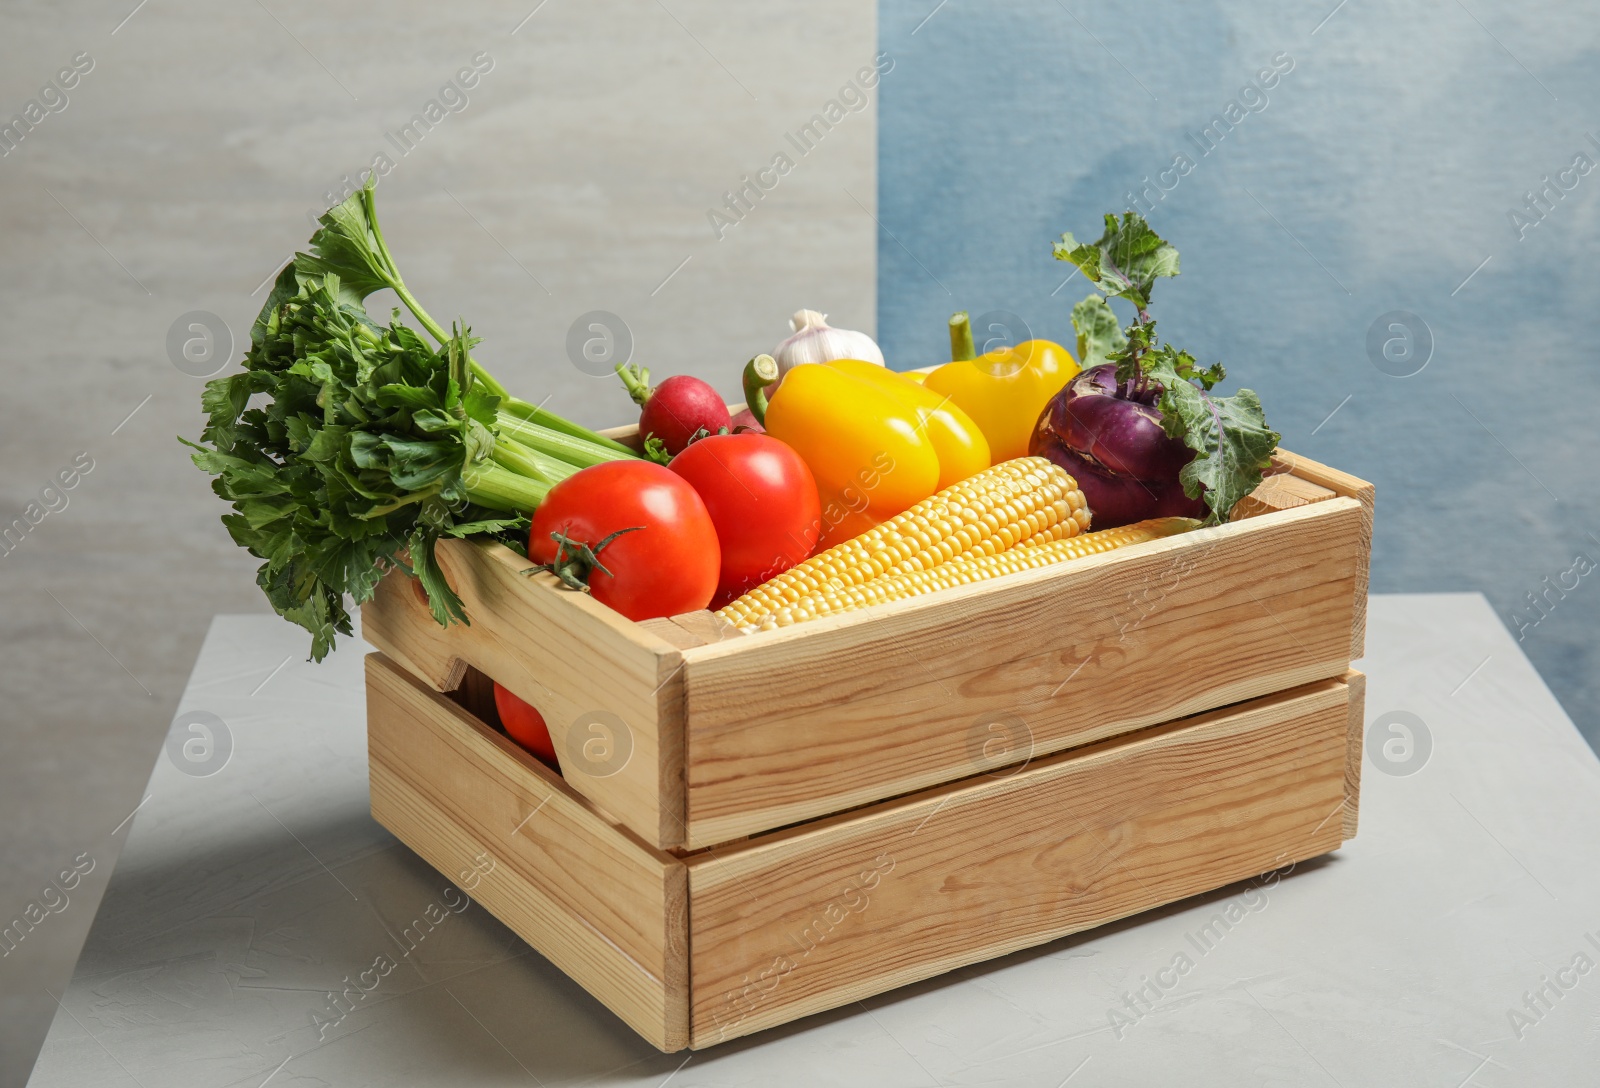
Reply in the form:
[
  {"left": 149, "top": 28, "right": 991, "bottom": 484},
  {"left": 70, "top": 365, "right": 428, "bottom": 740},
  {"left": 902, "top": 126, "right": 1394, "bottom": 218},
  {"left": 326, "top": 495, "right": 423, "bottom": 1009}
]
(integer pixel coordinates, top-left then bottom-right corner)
[
  {"left": 923, "top": 317, "right": 1079, "bottom": 462},
  {"left": 756, "top": 358, "right": 991, "bottom": 547},
  {"left": 768, "top": 309, "right": 884, "bottom": 391},
  {"left": 668, "top": 432, "right": 821, "bottom": 606},
  {"left": 1034, "top": 212, "right": 1280, "bottom": 527},
  {"left": 1032, "top": 365, "right": 1207, "bottom": 526},
  {"left": 729, "top": 518, "right": 1195, "bottom": 631},
  {"left": 759, "top": 361, "right": 941, "bottom": 544},
  {"left": 492, "top": 682, "right": 557, "bottom": 764},
  {"left": 183, "top": 180, "right": 637, "bottom": 659},
  {"left": 528, "top": 460, "right": 719, "bottom": 620},
  {"left": 717, "top": 457, "right": 1088, "bottom": 630},
  {"left": 616, "top": 365, "right": 732, "bottom": 461},
  {"left": 826, "top": 358, "right": 990, "bottom": 490}
]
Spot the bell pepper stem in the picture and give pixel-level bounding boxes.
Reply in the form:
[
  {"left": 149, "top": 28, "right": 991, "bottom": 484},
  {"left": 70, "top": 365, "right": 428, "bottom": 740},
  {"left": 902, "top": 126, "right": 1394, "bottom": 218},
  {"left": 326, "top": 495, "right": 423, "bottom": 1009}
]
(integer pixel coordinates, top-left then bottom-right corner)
[
  {"left": 741, "top": 354, "right": 779, "bottom": 426},
  {"left": 949, "top": 312, "right": 976, "bottom": 362}
]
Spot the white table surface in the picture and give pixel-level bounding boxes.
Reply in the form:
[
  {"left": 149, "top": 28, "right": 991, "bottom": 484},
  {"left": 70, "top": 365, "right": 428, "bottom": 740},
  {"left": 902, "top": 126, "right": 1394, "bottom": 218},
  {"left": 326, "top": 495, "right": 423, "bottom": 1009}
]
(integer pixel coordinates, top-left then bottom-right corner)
[{"left": 26, "top": 593, "right": 1600, "bottom": 1086}]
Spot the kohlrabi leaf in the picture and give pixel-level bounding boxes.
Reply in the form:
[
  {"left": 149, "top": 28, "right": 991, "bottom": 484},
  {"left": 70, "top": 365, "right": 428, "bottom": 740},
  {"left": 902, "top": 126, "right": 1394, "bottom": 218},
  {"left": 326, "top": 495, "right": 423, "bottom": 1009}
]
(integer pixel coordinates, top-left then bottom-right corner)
[
  {"left": 1142, "top": 345, "right": 1280, "bottom": 526},
  {"left": 1053, "top": 212, "right": 1180, "bottom": 311},
  {"left": 1070, "top": 294, "right": 1128, "bottom": 369}
]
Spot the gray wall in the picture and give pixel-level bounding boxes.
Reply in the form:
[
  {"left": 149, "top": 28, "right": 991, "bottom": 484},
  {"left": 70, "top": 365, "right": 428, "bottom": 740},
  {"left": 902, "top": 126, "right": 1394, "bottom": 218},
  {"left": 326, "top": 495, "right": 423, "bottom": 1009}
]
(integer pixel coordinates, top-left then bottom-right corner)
[
  {"left": 0, "top": 2, "right": 876, "bottom": 1083},
  {"left": 878, "top": 1, "right": 1600, "bottom": 746}
]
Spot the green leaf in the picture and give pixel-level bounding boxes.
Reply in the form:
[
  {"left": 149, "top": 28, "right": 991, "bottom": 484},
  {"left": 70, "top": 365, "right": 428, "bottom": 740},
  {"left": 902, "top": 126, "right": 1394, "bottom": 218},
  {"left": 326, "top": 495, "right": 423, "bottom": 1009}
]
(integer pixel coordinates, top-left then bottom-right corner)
[
  {"left": 461, "top": 418, "right": 495, "bottom": 466},
  {"left": 249, "top": 263, "right": 301, "bottom": 351},
  {"left": 445, "top": 515, "right": 528, "bottom": 539},
  {"left": 295, "top": 184, "right": 396, "bottom": 306},
  {"left": 1143, "top": 346, "right": 1281, "bottom": 526},
  {"left": 642, "top": 435, "right": 672, "bottom": 465},
  {"left": 462, "top": 385, "right": 501, "bottom": 427},
  {"left": 377, "top": 435, "right": 458, "bottom": 490},
  {"left": 408, "top": 528, "right": 469, "bottom": 627},
  {"left": 1053, "top": 212, "right": 1180, "bottom": 310},
  {"left": 181, "top": 182, "right": 637, "bottom": 662},
  {"left": 1070, "top": 294, "right": 1128, "bottom": 369}
]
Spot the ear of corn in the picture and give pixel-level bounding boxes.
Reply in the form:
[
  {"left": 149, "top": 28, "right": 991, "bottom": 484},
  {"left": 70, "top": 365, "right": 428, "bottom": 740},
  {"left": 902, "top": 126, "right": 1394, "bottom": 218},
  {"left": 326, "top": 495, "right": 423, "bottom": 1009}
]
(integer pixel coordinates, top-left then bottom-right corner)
[
  {"left": 717, "top": 457, "right": 1090, "bottom": 630},
  {"left": 732, "top": 518, "right": 1197, "bottom": 632}
]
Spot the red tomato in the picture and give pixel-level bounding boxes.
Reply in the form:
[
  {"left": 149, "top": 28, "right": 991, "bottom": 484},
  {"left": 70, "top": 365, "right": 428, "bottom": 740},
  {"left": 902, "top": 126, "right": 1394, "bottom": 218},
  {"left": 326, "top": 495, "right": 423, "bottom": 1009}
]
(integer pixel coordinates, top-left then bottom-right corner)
[
  {"left": 492, "top": 682, "right": 557, "bottom": 765},
  {"left": 528, "top": 461, "right": 719, "bottom": 620},
  {"left": 668, "top": 433, "right": 821, "bottom": 606}
]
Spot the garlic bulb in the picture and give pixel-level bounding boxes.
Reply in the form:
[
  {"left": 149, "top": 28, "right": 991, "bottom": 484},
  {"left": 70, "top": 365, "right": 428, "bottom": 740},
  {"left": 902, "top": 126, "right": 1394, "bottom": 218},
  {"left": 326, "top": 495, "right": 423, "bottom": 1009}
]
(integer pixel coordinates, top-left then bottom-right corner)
[{"left": 769, "top": 310, "right": 884, "bottom": 390}]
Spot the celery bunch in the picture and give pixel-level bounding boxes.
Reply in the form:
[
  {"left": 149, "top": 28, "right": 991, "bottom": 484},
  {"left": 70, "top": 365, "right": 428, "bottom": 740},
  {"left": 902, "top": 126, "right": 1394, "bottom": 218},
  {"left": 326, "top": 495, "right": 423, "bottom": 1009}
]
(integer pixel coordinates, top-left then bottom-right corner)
[{"left": 185, "top": 181, "right": 633, "bottom": 660}]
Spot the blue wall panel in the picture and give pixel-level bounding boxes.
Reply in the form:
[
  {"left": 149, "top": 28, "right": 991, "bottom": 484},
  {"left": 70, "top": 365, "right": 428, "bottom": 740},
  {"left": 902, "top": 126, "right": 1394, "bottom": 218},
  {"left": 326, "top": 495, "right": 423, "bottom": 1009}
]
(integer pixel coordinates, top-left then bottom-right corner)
[{"left": 879, "top": 0, "right": 1600, "bottom": 747}]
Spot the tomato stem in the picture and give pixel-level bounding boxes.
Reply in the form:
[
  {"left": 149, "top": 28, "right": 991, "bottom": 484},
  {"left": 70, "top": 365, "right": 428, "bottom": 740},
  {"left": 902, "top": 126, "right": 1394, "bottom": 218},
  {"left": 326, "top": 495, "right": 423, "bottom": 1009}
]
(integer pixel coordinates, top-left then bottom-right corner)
[{"left": 533, "top": 526, "right": 644, "bottom": 591}]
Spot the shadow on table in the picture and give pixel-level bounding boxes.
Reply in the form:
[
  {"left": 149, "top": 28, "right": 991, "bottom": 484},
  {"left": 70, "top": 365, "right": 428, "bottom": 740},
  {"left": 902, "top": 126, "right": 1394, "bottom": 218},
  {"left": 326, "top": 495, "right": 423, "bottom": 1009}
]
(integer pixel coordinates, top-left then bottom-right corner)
[
  {"left": 57, "top": 810, "right": 675, "bottom": 1085},
  {"left": 59, "top": 803, "right": 1343, "bottom": 1084}
]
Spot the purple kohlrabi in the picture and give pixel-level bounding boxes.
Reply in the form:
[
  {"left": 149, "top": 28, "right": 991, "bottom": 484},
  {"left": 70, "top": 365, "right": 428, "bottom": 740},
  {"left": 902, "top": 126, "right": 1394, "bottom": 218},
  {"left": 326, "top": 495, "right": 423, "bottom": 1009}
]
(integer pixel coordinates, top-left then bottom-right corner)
[{"left": 1028, "top": 363, "right": 1207, "bottom": 529}]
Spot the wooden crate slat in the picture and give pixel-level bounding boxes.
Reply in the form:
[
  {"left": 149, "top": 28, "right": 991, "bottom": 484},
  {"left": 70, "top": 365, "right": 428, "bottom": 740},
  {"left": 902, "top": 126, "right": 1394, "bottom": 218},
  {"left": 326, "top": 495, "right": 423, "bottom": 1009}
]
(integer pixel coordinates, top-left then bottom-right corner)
[
  {"left": 683, "top": 675, "right": 1354, "bottom": 1047},
  {"left": 362, "top": 539, "right": 688, "bottom": 848},
  {"left": 1343, "top": 668, "right": 1367, "bottom": 839},
  {"left": 1231, "top": 472, "right": 1337, "bottom": 520},
  {"left": 677, "top": 496, "right": 1363, "bottom": 847},
  {"left": 366, "top": 654, "right": 689, "bottom": 1050},
  {"left": 1274, "top": 448, "right": 1375, "bottom": 660}
]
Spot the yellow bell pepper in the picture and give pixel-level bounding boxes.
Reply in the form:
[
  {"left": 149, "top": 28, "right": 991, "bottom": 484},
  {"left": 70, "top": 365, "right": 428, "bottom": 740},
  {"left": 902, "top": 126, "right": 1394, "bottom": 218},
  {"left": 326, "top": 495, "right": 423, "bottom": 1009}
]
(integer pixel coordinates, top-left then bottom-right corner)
[
  {"left": 759, "top": 358, "right": 990, "bottom": 548},
  {"left": 826, "top": 359, "right": 990, "bottom": 490},
  {"left": 923, "top": 313, "right": 1080, "bottom": 462}
]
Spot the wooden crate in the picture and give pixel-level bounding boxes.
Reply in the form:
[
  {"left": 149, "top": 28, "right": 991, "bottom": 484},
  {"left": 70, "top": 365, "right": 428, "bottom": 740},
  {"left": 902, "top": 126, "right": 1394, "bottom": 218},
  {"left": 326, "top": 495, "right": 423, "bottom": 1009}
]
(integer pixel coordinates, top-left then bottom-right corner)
[
  {"left": 362, "top": 449, "right": 1373, "bottom": 851},
  {"left": 360, "top": 445, "right": 1373, "bottom": 1049},
  {"left": 367, "top": 652, "right": 1365, "bottom": 1050}
]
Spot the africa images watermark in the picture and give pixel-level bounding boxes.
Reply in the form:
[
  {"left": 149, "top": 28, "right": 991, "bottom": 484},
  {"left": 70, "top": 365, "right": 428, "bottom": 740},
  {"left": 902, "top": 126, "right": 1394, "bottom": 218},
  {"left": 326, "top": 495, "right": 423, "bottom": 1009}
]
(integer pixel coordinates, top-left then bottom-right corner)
[
  {"left": 1504, "top": 931, "right": 1600, "bottom": 1041},
  {"left": 1507, "top": 535, "right": 1600, "bottom": 642},
  {"left": 0, "top": 852, "right": 96, "bottom": 958},
  {"left": 1124, "top": 52, "right": 1296, "bottom": 218},
  {"left": 0, "top": 452, "right": 96, "bottom": 561},
  {"left": 0, "top": 52, "right": 95, "bottom": 158},
  {"left": 707, "top": 852, "right": 896, "bottom": 1039},
  {"left": 1106, "top": 856, "right": 1297, "bottom": 1039},
  {"left": 1507, "top": 134, "right": 1599, "bottom": 242},
  {"left": 310, "top": 852, "right": 495, "bottom": 1040},
  {"left": 706, "top": 51, "right": 895, "bottom": 240},
  {"left": 307, "top": 51, "right": 496, "bottom": 225}
]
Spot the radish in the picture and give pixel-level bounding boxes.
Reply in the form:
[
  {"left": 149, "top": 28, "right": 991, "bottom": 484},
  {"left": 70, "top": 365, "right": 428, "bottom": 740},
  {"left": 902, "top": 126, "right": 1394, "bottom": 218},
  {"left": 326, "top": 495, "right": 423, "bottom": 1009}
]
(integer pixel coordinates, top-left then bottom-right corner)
[{"left": 615, "top": 364, "right": 732, "bottom": 460}]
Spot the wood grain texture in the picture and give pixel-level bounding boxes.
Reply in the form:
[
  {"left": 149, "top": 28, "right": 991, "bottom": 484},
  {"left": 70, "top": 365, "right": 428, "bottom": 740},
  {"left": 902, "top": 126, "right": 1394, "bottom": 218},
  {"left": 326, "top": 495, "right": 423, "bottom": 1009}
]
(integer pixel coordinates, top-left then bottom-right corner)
[
  {"left": 1231, "top": 473, "right": 1336, "bottom": 521},
  {"left": 684, "top": 676, "right": 1354, "bottom": 1047},
  {"left": 676, "top": 498, "right": 1364, "bottom": 847},
  {"left": 1343, "top": 669, "right": 1367, "bottom": 839},
  {"left": 361, "top": 538, "right": 688, "bottom": 848},
  {"left": 1275, "top": 448, "right": 1375, "bottom": 660},
  {"left": 636, "top": 617, "right": 704, "bottom": 651},
  {"left": 669, "top": 610, "right": 745, "bottom": 648},
  {"left": 366, "top": 654, "right": 689, "bottom": 1050},
  {"left": 635, "top": 611, "right": 745, "bottom": 651}
]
